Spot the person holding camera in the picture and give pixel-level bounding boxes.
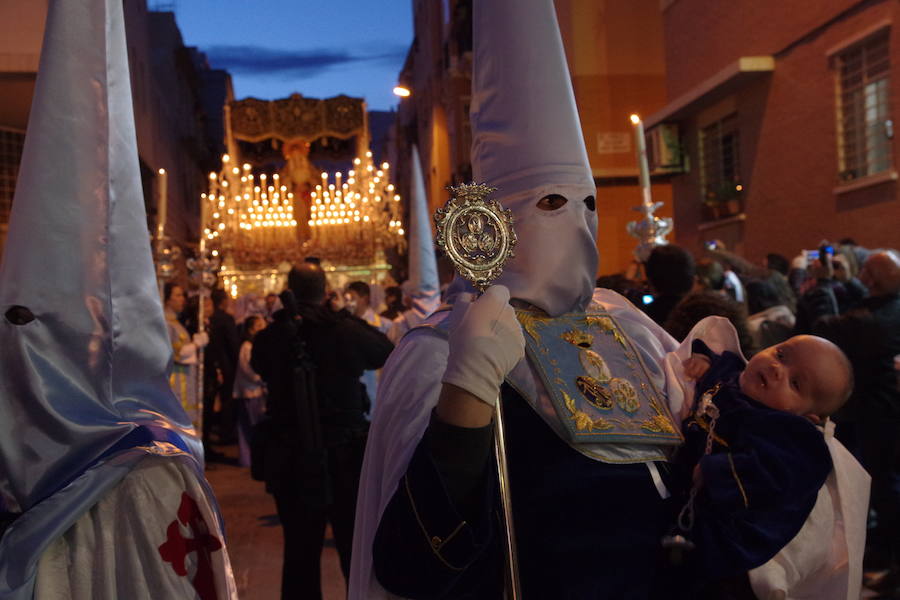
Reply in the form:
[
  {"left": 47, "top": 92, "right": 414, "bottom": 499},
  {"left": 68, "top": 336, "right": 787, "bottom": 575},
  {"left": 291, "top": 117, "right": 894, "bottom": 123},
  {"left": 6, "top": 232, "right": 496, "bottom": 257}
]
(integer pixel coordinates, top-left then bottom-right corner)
[
  {"left": 796, "top": 249, "right": 900, "bottom": 593},
  {"left": 251, "top": 262, "right": 393, "bottom": 600}
]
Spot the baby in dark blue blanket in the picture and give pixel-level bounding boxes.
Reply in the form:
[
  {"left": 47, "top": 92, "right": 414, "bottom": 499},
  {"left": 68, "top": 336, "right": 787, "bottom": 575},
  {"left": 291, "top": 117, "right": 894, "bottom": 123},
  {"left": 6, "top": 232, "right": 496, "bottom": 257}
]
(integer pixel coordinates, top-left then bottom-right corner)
[{"left": 675, "top": 334, "right": 854, "bottom": 579}]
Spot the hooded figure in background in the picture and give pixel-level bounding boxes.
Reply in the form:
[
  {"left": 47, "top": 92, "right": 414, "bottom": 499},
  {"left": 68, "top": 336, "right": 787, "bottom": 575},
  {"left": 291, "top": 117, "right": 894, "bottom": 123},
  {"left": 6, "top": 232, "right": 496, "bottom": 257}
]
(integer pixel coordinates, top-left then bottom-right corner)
[
  {"left": 0, "top": 1, "right": 236, "bottom": 598},
  {"left": 348, "top": 1, "right": 690, "bottom": 597},
  {"left": 387, "top": 145, "right": 442, "bottom": 345}
]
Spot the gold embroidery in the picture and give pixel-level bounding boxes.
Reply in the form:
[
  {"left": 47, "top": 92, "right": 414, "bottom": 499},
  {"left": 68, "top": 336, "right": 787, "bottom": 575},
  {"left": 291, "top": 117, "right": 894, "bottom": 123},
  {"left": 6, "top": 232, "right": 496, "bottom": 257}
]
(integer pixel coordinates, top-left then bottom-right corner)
[
  {"left": 585, "top": 315, "right": 615, "bottom": 331},
  {"left": 404, "top": 475, "right": 466, "bottom": 571},
  {"left": 561, "top": 329, "right": 594, "bottom": 348},
  {"left": 517, "top": 308, "right": 683, "bottom": 443},
  {"left": 689, "top": 415, "right": 728, "bottom": 447},
  {"left": 579, "top": 349, "right": 611, "bottom": 381},
  {"left": 609, "top": 378, "right": 640, "bottom": 413},
  {"left": 564, "top": 391, "right": 614, "bottom": 432},
  {"left": 576, "top": 376, "right": 613, "bottom": 410},
  {"left": 727, "top": 452, "right": 750, "bottom": 509},
  {"left": 640, "top": 414, "right": 678, "bottom": 434},
  {"left": 585, "top": 315, "right": 627, "bottom": 348},
  {"left": 516, "top": 311, "right": 549, "bottom": 342}
]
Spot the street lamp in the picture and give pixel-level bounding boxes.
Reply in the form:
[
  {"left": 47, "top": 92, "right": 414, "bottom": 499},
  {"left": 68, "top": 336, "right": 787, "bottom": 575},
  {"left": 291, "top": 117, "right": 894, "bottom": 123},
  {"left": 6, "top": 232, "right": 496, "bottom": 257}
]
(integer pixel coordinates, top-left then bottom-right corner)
[{"left": 393, "top": 85, "right": 411, "bottom": 98}]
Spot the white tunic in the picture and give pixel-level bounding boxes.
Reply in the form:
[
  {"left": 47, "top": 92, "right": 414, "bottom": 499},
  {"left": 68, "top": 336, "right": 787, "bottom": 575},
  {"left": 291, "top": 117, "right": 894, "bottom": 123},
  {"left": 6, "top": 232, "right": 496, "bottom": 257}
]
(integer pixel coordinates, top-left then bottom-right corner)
[{"left": 34, "top": 453, "right": 237, "bottom": 600}]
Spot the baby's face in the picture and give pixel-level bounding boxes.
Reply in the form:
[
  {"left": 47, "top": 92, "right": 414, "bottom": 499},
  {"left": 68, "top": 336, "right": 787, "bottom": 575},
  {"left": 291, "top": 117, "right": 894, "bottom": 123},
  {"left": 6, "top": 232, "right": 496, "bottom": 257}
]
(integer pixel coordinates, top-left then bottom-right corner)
[{"left": 739, "top": 335, "right": 846, "bottom": 423}]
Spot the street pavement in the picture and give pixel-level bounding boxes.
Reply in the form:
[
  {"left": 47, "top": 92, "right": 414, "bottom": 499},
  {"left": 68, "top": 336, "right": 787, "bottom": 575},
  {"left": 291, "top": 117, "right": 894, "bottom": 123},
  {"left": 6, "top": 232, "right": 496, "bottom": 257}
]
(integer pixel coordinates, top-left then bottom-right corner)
[{"left": 205, "top": 447, "right": 347, "bottom": 600}]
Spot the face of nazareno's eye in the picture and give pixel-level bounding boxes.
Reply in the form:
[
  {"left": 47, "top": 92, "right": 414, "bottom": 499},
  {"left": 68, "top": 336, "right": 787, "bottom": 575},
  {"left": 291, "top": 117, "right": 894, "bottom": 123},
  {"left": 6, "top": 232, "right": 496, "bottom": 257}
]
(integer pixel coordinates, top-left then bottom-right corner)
[
  {"left": 5, "top": 305, "right": 35, "bottom": 325},
  {"left": 536, "top": 194, "right": 568, "bottom": 211}
]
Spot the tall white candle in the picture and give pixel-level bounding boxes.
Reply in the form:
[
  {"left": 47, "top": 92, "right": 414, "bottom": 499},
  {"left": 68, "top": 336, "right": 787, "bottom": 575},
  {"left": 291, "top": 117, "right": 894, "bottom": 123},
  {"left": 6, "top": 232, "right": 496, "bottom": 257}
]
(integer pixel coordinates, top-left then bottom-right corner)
[
  {"left": 157, "top": 168, "right": 167, "bottom": 239},
  {"left": 630, "top": 114, "right": 652, "bottom": 206}
]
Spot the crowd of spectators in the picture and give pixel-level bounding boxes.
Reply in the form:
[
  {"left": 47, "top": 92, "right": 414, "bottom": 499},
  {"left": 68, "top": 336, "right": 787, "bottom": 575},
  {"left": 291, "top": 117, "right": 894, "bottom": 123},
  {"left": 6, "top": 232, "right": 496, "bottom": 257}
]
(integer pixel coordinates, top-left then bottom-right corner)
[
  {"left": 163, "top": 265, "right": 398, "bottom": 598},
  {"left": 602, "top": 239, "right": 900, "bottom": 594}
]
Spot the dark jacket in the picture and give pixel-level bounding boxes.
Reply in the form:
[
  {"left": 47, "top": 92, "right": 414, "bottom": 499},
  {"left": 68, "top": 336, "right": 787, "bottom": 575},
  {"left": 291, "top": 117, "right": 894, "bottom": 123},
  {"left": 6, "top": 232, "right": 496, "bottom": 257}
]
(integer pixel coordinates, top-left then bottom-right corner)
[
  {"left": 252, "top": 302, "right": 393, "bottom": 443},
  {"left": 799, "top": 285, "right": 900, "bottom": 421},
  {"left": 251, "top": 302, "right": 392, "bottom": 501},
  {"left": 641, "top": 293, "right": 684, "bottom": 326},
  {"left": 206, "top": 308, "right": 240, "bottom": 378}
]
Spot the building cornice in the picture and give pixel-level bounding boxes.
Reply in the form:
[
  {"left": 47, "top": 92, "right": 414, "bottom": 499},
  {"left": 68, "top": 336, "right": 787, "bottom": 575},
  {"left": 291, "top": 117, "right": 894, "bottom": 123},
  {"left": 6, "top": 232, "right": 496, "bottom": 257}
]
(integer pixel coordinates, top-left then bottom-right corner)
[{"left": 645, "top": 56, "right": 774, "bottom": 128}]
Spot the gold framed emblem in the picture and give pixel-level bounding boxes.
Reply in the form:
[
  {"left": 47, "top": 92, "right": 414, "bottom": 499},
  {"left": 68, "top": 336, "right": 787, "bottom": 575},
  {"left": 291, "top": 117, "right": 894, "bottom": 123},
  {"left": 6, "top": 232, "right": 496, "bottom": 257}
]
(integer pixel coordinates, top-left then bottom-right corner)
[{"left": 435, "top": 182, "right": 517, "bottom": 291}]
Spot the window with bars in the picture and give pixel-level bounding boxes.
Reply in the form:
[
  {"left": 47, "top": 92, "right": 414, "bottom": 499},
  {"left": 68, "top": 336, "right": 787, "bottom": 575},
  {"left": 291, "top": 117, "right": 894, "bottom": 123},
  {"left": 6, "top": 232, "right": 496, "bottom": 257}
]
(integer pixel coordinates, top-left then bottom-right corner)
[
  {"left": 0, "top": 128, "right": 26, "bottom": 226},
  {"left": 699, "top": 113, "right": 742, "bottom": 219},
  {"left": 835, "top": 29, "right": 892, "bottom": 182}
]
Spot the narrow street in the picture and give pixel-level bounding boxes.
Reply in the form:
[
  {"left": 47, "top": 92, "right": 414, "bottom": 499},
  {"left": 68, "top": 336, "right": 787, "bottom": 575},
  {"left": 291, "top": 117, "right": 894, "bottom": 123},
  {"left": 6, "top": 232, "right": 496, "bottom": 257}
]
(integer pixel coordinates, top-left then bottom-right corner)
[{"left": 205, "top": 448, "right": 347, "bottom": 600}]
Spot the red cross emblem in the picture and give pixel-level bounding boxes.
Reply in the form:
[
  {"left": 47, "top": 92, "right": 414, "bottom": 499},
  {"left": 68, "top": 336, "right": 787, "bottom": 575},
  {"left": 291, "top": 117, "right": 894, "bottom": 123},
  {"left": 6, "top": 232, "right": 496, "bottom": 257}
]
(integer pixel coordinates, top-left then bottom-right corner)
[{"left": 158, "top": 492, "right": 223, "bottom": 600}]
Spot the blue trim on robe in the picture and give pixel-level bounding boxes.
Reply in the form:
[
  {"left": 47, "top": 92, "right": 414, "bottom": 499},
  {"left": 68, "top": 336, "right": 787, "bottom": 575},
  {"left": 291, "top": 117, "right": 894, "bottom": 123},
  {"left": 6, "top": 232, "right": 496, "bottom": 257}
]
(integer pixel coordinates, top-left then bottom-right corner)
[{"left": 0, "top": 426, "right": 204, "bottom": 600}]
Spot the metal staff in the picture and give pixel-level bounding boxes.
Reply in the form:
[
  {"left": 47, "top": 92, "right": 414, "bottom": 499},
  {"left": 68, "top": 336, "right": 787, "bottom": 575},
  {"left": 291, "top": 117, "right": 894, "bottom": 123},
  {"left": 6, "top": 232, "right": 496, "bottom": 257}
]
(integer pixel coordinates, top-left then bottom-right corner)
[
  {"left": 187, "top": 196, "right": 220, "bottom": 440},
  {"left": 435, "top": 182, "right": 520, "bottom": 598}
]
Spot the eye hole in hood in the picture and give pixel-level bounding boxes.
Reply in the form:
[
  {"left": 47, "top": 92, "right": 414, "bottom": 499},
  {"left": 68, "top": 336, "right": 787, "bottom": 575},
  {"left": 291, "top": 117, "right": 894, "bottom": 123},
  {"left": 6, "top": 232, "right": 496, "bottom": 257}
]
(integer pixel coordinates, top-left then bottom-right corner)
[
  {"left": 5, "top": 305, "right": 35, "bottom": 325},
  {"left": 536, "top": 194, "right": 568, "bottom": 211},
  {"left": 584, "top": 195, "right": 596, "bottom": 212}
]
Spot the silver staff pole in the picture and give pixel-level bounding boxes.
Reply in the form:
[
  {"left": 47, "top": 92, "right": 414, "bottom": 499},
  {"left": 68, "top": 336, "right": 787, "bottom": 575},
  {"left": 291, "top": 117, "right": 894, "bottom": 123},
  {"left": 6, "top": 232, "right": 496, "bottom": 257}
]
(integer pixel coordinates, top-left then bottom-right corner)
[{"left": 436, "top": 183, "right": 520, "bottom": 598}]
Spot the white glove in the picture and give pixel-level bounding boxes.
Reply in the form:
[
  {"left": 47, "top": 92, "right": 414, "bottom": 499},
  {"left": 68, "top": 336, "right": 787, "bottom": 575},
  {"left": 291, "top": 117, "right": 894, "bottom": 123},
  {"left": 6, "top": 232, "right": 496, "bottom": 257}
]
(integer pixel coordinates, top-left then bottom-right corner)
[
  {"left": 441, "top": 285, "right": 525, "bottom": 406},
  {"left": 192, "top": 332, "right": 209, "bottom": 348}
]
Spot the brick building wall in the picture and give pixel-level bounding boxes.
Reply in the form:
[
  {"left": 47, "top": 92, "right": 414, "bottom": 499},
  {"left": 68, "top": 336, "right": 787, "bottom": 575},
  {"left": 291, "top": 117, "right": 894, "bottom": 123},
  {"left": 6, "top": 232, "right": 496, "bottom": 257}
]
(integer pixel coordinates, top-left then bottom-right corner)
[
  {"left": 396, "top": 0, "right": 673, "bottom": 276},
  {"left": 655, "top": 0, "right": 900, "bottom": 261}
]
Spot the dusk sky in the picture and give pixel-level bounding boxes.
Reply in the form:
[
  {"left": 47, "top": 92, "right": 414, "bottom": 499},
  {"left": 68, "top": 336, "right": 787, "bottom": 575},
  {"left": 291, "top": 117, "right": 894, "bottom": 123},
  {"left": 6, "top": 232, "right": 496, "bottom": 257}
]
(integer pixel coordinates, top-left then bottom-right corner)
[{"left": 167, "top": 0, "right": 413, "bottom": 111}]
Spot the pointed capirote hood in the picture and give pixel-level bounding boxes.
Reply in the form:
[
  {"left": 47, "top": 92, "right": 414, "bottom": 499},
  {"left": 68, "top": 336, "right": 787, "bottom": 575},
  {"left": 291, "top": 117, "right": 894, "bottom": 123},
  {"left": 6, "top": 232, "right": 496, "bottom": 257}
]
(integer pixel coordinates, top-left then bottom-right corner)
[
  {"left": 471, "top": 0, "right": 599, "bottom": 317},
  {"left": 0, "top": 0, "right": 197, "bottom": 513},
  {"left": 404, "top": 145, "right": 441, "bottom": 317},
  {"left": 407, "top": 145, "right": 439, "bottom": 295}
]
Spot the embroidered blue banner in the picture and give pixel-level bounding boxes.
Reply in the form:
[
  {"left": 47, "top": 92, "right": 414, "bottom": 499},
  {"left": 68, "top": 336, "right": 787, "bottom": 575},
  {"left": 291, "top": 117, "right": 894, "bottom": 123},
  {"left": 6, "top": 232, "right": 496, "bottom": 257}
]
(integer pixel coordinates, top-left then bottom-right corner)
[{"left": 516, "top": 308, "right": 682, "bottom": 445}]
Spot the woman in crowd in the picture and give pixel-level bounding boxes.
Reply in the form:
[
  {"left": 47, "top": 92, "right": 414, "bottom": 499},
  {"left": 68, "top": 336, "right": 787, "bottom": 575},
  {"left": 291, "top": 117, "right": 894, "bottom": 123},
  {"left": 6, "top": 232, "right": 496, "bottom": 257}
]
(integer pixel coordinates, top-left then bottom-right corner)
[
  {"left": 234, "top": 314, "right": 267, "bottom": 468},
  {"left": 163, "top": 282, "right": 207, "bottom": 430}
]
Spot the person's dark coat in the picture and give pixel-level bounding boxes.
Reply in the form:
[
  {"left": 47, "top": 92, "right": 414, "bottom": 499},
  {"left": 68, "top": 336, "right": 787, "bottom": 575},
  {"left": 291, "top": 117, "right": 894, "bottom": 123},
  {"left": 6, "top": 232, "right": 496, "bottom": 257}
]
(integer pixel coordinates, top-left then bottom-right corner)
[
  {"left": 251, "top": 302, "right": 393, "bottom": 466},
  {"left": 206, "top": 308, "right": 241, "bottom": 381}
]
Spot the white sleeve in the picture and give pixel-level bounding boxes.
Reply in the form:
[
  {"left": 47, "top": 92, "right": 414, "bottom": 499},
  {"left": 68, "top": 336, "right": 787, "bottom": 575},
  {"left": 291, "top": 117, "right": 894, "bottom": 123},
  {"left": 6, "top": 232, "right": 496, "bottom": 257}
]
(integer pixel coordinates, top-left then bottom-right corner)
[
  {"left": 176, "top": 342, "right": 198, "bottom": 365},
  {"left": 349, "top": 324, "right": 450, "bottom": 600},
  {"left": 35, "top": 455, "right": 238, "bottom": 600}
]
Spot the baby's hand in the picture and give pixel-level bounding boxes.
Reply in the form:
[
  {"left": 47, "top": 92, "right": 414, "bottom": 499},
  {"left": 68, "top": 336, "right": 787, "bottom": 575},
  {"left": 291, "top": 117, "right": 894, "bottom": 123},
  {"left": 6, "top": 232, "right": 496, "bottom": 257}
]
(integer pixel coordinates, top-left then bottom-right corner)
[{"left": 682, "top": 355, "right": 711, "bottom": 381}]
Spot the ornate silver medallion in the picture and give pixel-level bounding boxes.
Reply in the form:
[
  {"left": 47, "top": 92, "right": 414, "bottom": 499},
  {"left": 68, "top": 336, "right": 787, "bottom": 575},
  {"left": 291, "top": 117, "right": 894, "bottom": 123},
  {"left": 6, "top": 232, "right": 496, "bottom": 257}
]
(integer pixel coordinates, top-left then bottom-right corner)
[{"left": 435, "top": 182, "right": 517, "bottom": 291}]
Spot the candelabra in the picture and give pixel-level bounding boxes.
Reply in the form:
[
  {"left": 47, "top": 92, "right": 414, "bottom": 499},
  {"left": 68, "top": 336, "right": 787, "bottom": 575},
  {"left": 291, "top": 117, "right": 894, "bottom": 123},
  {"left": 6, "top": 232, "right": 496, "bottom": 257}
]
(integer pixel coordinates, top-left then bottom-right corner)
[
  {"left": 626, "top": 114, "right": 673, "bottom": 262},
  {"left": 626, "top": 202, "right": 673, "bottom": 262},
  {"left": 202, "top": 155, "right": 300, "bottom": 268},
  {"left": 306, "top": 150, "right": 406, "bottom": 265}
]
